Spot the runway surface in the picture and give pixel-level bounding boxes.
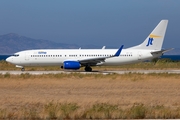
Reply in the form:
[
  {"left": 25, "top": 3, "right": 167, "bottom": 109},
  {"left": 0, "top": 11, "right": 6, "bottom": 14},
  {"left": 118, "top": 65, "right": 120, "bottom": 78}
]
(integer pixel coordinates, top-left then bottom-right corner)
[{"left": 1, "top": 70, "right": 180, "bottom": 75}]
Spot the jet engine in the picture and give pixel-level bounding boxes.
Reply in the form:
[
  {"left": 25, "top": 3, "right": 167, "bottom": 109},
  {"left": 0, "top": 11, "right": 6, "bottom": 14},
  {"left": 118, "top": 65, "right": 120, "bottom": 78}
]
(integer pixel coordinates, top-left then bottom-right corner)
[{"left": 62, "top": 61, "right": 81, "bottom": 69}]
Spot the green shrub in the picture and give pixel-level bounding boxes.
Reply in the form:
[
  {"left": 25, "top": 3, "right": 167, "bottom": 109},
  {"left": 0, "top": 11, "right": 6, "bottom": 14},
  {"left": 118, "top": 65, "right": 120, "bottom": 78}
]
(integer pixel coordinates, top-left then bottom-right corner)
[
  {"left": 84, "top": 103, "right": 118, "bottom": 119},
  {"left": 44, "top": 102, "right": 60, "bottom": 119},
  {"left": 20, "top": 73, "right": 31, "bottom": 79},
  {"left": 60, "top": 103, "right": 79, "bottom": 119},
  {"left": 129, "top": 103, "right": 146, "bottom": 119},
  {"left": 0, "top": 109, "right": 7, "bottom": 119},
  {"left": 4, "top": 72, "right": 10, "bottom": 78}
]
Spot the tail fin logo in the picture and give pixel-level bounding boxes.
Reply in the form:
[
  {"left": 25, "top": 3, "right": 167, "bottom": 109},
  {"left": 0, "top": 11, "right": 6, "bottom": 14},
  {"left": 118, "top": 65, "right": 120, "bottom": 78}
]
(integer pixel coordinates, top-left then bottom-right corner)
[
  {"left": 146, "top": 37, "right": 153, "bottom": 46},
  {"left": 146, "top": 34, "right": 161, "bottom": 47}
]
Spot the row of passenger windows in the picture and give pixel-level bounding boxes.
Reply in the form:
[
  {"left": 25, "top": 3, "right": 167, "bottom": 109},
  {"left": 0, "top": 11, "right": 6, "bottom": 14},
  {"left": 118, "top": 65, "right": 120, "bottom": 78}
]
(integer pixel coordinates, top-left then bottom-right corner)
[
  {"left": 79, "top": 54, "right": 113, "bottom": 57},
  {"left": 30, "top": 54, "right": 133, "bottom": 57},
  {"left": 121, "top": 54, "right": 133, "bottom": 56},
  {"left": 31, "top": 55, "right": 62, "bottom": 57}
]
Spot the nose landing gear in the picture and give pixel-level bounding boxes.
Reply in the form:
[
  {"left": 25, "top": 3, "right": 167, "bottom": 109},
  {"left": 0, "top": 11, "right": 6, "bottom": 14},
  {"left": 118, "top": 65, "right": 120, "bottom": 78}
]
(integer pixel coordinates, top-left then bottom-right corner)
[{"left": 16, "top": 65, "right": 25, "bottom": 71}]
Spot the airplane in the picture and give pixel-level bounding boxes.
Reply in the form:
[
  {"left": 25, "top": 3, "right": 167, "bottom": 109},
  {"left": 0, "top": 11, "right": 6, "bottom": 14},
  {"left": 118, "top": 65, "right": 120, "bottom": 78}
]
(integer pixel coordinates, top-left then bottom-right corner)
[{"left": 6, "top": 20, "right": 170, "bottom": 72}]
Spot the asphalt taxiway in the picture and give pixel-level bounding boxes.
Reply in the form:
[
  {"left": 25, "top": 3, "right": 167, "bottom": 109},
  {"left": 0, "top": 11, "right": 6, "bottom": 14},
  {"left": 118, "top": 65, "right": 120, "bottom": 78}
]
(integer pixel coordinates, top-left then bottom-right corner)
[{"left": 0, "top": 70, "right": 180, "bottom": 75}]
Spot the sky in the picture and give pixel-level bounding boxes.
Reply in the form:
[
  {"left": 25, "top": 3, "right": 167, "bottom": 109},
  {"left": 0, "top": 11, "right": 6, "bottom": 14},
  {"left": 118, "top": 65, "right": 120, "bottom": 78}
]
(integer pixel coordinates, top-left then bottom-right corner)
[{"left": 0, "top": 0, "right": 180, "bottom": 48}]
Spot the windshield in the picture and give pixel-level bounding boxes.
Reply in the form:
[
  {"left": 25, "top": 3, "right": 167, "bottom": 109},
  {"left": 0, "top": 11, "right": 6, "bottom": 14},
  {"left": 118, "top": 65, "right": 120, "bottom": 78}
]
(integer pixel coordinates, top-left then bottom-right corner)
[{"left": 13, "top": 54, "right": 19, "bottom": 57}]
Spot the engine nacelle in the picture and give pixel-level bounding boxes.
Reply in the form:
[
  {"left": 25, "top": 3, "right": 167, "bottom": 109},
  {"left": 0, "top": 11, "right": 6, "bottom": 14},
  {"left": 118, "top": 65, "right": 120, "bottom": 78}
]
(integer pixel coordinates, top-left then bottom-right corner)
[{"left": 63, "top": 61, "right": 81, "bottom": 69}]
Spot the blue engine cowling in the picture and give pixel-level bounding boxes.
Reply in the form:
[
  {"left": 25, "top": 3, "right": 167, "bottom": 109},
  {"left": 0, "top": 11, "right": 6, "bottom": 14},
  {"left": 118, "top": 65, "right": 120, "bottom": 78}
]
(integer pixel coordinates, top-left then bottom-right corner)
[{"left": 63, "top": 61, "right": 81, "bottom": 69}]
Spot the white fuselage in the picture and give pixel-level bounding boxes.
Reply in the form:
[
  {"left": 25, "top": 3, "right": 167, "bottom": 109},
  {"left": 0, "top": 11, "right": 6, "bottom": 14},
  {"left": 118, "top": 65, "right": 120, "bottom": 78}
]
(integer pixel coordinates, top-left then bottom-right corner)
[{"left": 6, "top": 48, "right": 161, "bottom": 67}]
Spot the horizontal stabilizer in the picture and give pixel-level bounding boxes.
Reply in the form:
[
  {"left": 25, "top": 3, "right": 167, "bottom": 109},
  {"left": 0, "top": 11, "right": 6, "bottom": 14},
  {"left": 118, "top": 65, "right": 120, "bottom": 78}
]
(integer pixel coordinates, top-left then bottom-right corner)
[{"left": 151, "top": 48, "right": 174, "bottom": 54}]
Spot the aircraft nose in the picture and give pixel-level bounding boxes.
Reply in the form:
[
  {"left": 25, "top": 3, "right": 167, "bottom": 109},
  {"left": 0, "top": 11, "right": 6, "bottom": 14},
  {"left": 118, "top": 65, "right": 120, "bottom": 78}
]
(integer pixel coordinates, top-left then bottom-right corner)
[{"left": 6, "top": 57, "right": 12, "bottom": 63}]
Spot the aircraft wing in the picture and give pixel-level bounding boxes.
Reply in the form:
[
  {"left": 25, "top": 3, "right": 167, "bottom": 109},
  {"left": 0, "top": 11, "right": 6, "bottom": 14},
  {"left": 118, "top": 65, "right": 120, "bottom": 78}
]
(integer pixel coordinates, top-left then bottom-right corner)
[{"left": 79, "top": 45, "right": 124, "bottom": 66}]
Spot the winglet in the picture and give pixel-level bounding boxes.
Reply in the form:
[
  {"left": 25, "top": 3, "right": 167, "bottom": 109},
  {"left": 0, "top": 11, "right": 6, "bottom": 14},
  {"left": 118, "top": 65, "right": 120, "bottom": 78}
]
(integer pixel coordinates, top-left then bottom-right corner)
[
  {"left": 102, "top": 46, "right": 106, "bottom": 49},
  {"left": 114, "top": 45, "right": 124, "bottom": 57}
]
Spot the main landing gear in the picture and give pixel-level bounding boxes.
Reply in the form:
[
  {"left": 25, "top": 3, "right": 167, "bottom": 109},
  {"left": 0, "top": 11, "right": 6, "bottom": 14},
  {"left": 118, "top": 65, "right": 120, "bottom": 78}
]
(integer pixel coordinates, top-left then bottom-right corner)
[
  {"left": 84, "top": 66, "right": 92, "bottom": 72},
  {"left": 21, "top": 68, "right": 25, "bottom": 71}
]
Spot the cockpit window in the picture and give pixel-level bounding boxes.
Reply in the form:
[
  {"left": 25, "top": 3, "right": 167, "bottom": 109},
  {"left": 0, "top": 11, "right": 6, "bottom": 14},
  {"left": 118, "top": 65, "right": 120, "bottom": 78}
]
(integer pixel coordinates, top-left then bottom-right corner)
[{"left": 13, "top": 54, "right": 19, "bottom": 57}]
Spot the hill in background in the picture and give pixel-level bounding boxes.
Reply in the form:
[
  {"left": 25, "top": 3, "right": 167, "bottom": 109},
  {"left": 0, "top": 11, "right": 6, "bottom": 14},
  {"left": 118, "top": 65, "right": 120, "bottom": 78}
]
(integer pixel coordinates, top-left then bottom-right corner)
[
  {"left": 0, "top": 33, "right": 81, "bottom": 54},
  {"left": 0, "top": 33, "right": 179, "bottom": 55}
]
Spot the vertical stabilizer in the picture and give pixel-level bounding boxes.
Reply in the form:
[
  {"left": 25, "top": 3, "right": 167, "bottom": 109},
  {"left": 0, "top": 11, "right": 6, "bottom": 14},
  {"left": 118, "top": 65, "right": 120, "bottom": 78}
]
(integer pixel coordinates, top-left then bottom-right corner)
[{"left": 130, "top": 20, "right": 168, "bottom": 50}]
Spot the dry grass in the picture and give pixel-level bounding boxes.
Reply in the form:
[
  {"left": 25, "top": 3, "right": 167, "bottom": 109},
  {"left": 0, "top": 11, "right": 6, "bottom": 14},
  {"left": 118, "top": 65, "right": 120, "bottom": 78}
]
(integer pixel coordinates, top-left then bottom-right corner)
[
  {"left": 1, "top": 60, "right": 180, "bottom": 118},
  {"left": 0, "top": 73, "right": 180, "bottom": 118}
]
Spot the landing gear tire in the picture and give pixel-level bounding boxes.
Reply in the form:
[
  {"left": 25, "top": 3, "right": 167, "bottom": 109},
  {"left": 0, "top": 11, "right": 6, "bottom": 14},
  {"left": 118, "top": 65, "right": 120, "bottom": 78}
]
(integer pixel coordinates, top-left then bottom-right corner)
[
  {"left": 21, "top": 68, "right": 25, "bottom": 72},
  {"left": 85, "top": 66, "right": 92, "bottom": 72}
]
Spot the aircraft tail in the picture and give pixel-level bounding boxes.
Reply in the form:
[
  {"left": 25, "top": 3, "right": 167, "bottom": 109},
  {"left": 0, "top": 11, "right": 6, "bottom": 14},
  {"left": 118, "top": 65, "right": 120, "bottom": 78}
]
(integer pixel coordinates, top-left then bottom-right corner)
[{"left": 130, "top": 20, "right": 168, "bottom": 50}]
